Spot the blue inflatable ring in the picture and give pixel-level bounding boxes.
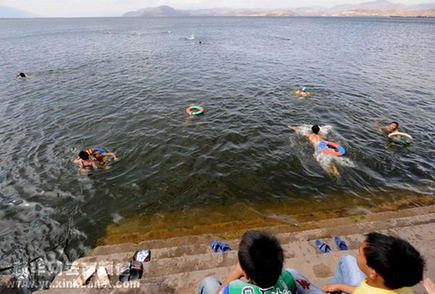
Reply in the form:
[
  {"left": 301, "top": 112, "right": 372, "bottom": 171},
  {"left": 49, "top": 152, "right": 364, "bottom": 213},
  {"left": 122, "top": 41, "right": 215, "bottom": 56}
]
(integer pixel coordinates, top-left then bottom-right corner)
[{"left": 318, "top": 141, "right": 346, "bottom": 156}]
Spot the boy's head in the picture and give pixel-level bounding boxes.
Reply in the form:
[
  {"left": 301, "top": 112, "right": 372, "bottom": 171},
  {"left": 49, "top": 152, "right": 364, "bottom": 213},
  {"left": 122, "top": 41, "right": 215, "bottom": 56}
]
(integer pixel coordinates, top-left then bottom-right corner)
[
  {"left": 357, "top": 232, "right": 424, "bottom": 289},
  {"left": 78, "top": 151, "right": 89, "bottom": 160},
  {"left": 387, "top": 121, "right": 399, "bottom": 132},
  {"left": 238, "top": 230, "right": 283, "bottom": 288},
  {"left": 312, "top": 125, "right": 320, "bottom": 134}
]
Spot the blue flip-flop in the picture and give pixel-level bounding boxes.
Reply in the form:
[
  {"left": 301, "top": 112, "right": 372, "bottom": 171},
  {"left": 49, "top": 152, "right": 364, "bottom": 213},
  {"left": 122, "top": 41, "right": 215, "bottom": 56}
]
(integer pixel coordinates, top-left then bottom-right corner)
[
  {"left": 210, "top": 240, "right": 231, "bottom": 252},
  {"left": 334, "top": 236, "right": 348, "bottom": 251},
  {"left": 315, "top": 240, "right": 332, "bottom": 253}
]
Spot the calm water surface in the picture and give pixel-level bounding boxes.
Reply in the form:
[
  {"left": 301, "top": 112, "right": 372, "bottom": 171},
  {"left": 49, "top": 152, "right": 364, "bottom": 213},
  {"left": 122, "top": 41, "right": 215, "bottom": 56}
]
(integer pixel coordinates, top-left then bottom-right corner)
[{"left": 0, "top": 17, "right": 434, "bottom": 288}]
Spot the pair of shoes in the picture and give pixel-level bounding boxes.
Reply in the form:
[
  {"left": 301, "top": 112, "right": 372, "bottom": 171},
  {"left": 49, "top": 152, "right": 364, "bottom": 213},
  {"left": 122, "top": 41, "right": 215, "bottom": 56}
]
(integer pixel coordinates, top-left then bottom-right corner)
[
  {"left": 119, "top": 249, "right": 151, "bottom": 282},
  {"left": 118, "top": 261, "right": 144, "bottom": 282},
  {"left": 315, "top": 236, "right": 348, "bottom": 253},
  {"left": 210, "top": 240, "right": 231, "bottom": 252}
]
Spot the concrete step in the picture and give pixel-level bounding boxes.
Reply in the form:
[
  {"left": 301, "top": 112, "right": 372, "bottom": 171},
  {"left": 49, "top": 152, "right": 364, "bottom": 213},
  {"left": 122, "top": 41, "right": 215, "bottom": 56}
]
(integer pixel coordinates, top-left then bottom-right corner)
[
  {"left": 37, "top": 252, "right": 349, "bottom": 294},
  {"left": 38, "top": 248, "right": 430, "bottom": 294},
  {"left": 35, "top": 208, "right": 435, "bottom": 294},
  {"left": 48, "top": 220, "right": 435, "bottom": 291},
  {"left": 92, "top": 209, "right": 435, "bottom": 261},
  {"left": 93, "top": 240, "right": 239, "bottom": 260},
  {"left": 93, "top": 206, "right": 435, "bottom": 257}
]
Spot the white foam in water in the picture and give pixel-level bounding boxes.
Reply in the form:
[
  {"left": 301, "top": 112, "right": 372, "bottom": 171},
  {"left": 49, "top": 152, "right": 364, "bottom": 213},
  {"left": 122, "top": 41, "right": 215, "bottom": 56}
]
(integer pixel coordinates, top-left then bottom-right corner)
[{"left": 111, "top": 213, "right": 123, "bottom": 224}]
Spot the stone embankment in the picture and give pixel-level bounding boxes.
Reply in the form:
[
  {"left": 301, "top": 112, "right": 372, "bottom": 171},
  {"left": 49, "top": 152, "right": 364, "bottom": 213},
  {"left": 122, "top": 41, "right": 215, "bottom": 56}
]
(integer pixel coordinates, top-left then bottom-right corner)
[{"left": 28, "top": 205, "right": 435, "bottom": 293}]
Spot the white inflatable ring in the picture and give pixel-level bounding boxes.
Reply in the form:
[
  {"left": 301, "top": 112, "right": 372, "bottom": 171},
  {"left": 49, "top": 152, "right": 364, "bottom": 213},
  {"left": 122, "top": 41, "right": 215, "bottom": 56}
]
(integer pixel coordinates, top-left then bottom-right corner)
[{"left": 388, "top": 132, "right": 413, "bottom": 143}]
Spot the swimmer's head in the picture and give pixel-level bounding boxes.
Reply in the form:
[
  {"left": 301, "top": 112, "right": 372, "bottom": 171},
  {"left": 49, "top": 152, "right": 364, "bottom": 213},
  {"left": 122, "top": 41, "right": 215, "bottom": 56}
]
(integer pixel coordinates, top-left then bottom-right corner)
[
  {"left": 387, "top": 121, "right": 399, "bottom": 132},
  {"left": 18, "top": 73, "right": 26, "bottom": 78},
  {"left": 78, "top": 151, "right": 89, "bottom": 160},
  {"left": 312, "top": 125, "right": 320, "bottom": 134},
  {"left": 302, "top": 87, "right": 307, "bottom": 92}
]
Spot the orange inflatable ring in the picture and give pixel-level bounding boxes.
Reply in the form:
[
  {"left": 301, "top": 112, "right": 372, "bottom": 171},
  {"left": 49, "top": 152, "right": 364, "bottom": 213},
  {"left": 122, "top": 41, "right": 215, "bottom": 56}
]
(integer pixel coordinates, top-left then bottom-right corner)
[
  {"left": 318, "top": 141, "right": 346, "bottom": 156},
  {"left": 295, "top": 90, "right": 311, "bottom": 96},
  {"left": 186, "top": 105, "right": 204, "bottom": 115}
]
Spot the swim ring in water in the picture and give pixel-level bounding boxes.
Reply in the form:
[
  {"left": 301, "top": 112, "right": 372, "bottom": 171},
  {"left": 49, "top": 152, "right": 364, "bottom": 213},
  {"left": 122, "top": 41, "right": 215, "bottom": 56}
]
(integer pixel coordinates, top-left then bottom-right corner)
[
  {"left": 186, "top": 105, "right": 204, "bottom": 115},
  {"left": 388, "top": 132, "right": 413, "bottom": 144},
  {"left": 318, "top": 141, "right": 346, "bottom": 156},
  {"left": 87, "top": 148, "right": 112, "bottom": 164},
  {"left": 295, "top": 90, "right": 311, "bottom": 96}
]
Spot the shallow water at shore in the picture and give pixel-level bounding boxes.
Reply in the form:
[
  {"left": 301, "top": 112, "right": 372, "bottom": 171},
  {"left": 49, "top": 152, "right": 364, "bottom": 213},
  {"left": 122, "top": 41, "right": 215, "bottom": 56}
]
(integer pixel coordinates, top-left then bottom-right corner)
[
  {"left": 98, "top": 192, "right": 435, "bottom": 245},
  {"left": 0, "top": 17, "right": 434, "bottom": 286}
]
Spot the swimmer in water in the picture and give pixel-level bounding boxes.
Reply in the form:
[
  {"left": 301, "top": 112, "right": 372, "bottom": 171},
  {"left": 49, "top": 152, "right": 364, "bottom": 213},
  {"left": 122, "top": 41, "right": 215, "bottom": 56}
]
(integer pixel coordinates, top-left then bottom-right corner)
[
  {"left": 380, "top": 121, "right": 399, "bottom": 134},
  {"left": 73, "top": 151, "right": 100, "bottom": 171},
  {"left": 294, "top": 87, "right": 311, "bottom": 97},
  {"left": 85, "top": 148, "right": 119, "bottom": 164},
  {"left": 288, "top": 124, "right": 340, "bottom": 176},
  {"left": 289, "top": 124, "right": 323, "bottom": 145},
  {"left": 372, "top": 121, "right": 399, "bottom": 135},
  {"left": 374, "top": 121, "right": 413, "bottom": 144},
  {"left": 17, "top": 72, "right": 27, "bottom": 78}
]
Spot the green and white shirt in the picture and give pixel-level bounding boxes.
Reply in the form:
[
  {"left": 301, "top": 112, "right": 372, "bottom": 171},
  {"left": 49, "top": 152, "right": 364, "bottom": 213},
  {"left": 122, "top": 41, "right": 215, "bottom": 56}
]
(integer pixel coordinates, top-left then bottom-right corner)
[{"left": 220, "top": 270, "right": 296, "bottom": 294}]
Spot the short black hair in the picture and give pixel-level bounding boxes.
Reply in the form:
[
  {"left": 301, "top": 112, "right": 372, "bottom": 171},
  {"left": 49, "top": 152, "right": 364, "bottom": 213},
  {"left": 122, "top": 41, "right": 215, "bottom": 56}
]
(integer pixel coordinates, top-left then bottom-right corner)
[
  {"left": 78, "top": 151, "right": 89, "bottom": 160},
  {"left": 18, "top": 72, "right": 26, "bottom": 78},
  {"left": 364, "top": 232, "right": 424, "bottom": 289},
  {"left": 312, "top": 125, "right": 320, "bottom": 134},
  {"left": 391, "top": 121, "right": 399, "bottom": 127},
  {"left": 238, "top": 230, "right": 283, "bottom": 288}
]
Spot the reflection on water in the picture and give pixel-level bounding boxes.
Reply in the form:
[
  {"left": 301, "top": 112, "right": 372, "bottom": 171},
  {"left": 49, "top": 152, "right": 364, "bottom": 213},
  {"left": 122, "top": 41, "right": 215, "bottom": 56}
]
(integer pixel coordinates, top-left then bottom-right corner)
[{"left": 0, "top": 16, "right": 434, "bottom": 288}]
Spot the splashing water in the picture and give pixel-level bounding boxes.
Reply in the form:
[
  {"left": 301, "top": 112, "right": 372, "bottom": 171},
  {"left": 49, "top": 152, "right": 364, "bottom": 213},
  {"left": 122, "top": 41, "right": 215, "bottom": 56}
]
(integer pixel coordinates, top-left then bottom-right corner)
[{"left": 293, "top": 125, "right": 356, "bottom": 174}]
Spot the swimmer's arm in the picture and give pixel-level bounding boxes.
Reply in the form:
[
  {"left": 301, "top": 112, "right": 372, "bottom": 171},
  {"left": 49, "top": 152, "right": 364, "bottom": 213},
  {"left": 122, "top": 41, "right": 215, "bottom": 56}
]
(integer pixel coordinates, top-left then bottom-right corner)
[
  {"left": 288, "top": 126, "right": 305, "bottom": 136},
  {"left": 102, "top": 152, "right": 119, "bottom": 160},
  {"left": 370, "top": 121, "right": 385, "bottom": 131},
  {"left": 92, "top": 161, "right": 101, "bottom": 168},
  {"left": 73, "top": 157, "right": 81, "bottom": 163}
]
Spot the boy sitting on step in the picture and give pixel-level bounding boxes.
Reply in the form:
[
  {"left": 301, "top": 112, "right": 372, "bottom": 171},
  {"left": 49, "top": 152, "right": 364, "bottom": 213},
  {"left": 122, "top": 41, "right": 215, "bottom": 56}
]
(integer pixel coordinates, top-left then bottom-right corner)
[
  {"left": 199, "top": 230, "right": 324, "bottom": 294},
  {"left": 322, "top": 232, "right": 425, "bottom": 294}
]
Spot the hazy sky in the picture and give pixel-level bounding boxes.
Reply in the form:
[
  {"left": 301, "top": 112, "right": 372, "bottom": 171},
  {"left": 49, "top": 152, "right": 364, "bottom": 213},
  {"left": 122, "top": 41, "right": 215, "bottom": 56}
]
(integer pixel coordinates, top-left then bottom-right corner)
[{"left": 1, "top": 0, "right": 430, "bottom": 17}]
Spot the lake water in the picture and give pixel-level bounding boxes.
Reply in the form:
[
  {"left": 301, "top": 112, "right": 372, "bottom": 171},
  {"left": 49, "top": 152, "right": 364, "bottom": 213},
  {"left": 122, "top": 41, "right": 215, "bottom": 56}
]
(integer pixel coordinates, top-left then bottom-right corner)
[{"left": 0, "top": 16, "right": 434, "bottom": 289}]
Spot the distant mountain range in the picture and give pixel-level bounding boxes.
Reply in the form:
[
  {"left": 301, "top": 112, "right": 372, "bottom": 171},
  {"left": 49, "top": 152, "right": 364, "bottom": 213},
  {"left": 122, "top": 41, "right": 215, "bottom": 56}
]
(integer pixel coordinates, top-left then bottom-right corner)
[
  {"left": 123, "top": 0, "right": 435, "bottom": 17},
  {"left": 0, "top": 6, "right": 35, "bottom": 18}
]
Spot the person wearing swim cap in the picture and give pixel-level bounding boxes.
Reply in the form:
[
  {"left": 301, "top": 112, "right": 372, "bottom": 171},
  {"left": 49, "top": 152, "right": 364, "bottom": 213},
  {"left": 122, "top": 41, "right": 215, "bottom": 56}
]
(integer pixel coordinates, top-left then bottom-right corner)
[{"left": 294, "top": 87, "right": 311, "bottom": 97}]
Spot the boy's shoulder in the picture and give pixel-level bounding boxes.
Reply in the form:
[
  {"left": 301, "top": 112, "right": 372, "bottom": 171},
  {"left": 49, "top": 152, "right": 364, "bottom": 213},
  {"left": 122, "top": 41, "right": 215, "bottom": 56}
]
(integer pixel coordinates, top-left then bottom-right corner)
[
  {"left": 355, "top": 279, "right": 414, "bottom": 294},
  {"left": 221, "top": 270, "right": 296, "bottom": 294}
]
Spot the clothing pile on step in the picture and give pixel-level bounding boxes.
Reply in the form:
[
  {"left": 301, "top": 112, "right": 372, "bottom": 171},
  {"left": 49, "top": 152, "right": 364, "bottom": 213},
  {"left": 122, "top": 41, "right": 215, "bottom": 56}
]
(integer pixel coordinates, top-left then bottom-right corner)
[
  {"left": 73, "top": 249, "right": 151, "bottom": 288},
  {"left": 119, "top": 249, "right": 151, "bottom": 282}
]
